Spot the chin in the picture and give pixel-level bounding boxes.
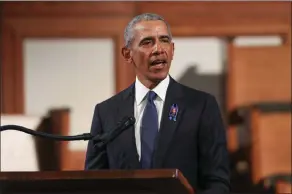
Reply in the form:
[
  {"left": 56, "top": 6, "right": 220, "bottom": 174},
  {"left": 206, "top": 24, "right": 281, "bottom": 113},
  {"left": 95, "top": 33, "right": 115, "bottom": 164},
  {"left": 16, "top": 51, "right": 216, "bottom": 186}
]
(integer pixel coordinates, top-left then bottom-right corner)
[{"left": 150, "top": 72, "right": 168, "bottom": 82}]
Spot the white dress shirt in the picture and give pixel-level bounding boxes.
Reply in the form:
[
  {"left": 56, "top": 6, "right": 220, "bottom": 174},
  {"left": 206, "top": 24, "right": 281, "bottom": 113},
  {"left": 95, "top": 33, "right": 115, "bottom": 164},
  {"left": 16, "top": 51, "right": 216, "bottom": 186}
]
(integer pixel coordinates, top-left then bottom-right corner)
[{"left": 134, "top": 75, "right": 170, "bottom": 161}]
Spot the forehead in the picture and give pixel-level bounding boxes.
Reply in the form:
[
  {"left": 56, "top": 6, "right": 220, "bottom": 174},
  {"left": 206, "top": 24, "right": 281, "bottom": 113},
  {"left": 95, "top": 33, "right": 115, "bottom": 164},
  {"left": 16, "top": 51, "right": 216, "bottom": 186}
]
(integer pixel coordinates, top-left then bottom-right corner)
[{"left": 132, "top": 20, "right": 169, "bottom": 39}]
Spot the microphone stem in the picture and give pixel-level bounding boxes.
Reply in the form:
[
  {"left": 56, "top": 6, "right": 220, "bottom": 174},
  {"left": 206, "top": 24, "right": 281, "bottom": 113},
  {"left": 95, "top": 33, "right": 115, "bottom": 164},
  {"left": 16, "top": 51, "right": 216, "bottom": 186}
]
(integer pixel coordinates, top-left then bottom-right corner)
[{"left": 0, "top": 125, "right": 93, "bottom": 141}]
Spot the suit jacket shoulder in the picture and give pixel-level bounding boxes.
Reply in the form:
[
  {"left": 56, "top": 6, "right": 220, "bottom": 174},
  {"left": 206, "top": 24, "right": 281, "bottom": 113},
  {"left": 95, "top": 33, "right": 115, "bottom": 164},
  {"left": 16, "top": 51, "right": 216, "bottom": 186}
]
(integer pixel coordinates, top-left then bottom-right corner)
[
  {"left": 171, "top": 78, "right": 217, "bottom": 110},
  {"left": 92, "top": 83, "right": 135, "bottom": 132},
  {"left": 93, "top": 83, "right": 133, "bottom": 115}
]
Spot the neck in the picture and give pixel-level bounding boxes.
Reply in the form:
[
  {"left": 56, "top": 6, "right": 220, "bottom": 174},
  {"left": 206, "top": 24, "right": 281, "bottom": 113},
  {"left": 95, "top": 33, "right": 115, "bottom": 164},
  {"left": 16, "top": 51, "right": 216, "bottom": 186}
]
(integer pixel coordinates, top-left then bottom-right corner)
[{"left": 137, "top": 76, "right": 161, "bottom": 90}]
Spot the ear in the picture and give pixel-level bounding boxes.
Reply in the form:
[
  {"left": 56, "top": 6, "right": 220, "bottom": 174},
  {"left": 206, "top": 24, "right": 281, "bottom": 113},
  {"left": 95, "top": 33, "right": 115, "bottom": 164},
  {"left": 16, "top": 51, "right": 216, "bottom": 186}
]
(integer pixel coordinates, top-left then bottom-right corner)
[
  {"left": 121, "top": 47, "right": 132, "bottom": 63},
  {"left": 170, "top": 42, "right": 175, "bottom": 60}
]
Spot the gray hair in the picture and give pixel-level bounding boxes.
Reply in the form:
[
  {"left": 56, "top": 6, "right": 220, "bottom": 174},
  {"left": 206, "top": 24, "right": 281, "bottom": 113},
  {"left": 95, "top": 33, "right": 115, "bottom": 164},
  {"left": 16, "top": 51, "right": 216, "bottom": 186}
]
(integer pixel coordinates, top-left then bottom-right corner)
[{"left": 124, "top": 13, "right": 173, "bottom": 48}]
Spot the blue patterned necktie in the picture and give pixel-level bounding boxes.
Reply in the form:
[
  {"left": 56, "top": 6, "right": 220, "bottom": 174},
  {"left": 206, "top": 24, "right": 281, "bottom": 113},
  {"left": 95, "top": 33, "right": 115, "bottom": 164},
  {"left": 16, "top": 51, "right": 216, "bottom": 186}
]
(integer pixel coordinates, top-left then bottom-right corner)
[{"left": 141, "top": 91, "right": 158, "bottom": 169}]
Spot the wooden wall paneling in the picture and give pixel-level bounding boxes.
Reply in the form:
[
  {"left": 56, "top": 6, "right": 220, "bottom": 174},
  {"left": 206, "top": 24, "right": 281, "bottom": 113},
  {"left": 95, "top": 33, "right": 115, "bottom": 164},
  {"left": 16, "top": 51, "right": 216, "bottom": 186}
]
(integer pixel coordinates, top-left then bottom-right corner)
[
  {"left": 136, "top": 2, "right": 291, "bottom": 37},
  {"left": 35, "top": 114, "right": 59, "bottom": 170},
  {"left": 226, "top": 126, "right": 239, "bottom": 152},
  {"left": 14, "top": 35, "right": 24, "bottom": 113},
  {"left": 136, "top": 1, "right": 290, "bottom": 18},
  {"left": 50, "top": 109, "right": 70, "bottom": 171},
  {"left": 3, "top": 16, "right": 135, "bottom": 113},
  {"left": 226, "top": 39, "right": 235, "bottom": 114},
  {"left": 227, "top": 45, "right": 291, "bottom": 112},
  {"left": 226, "top": 39, "right": 240, "bottom": 152},
  {"left": 1, "top": 22, "right": 17, "bottom": 113},
  {"left": 276, "top": 181, "right": 292, "bottom": 194},
  {"left": 34, "top": 108, "right": 70, "bottom": 171},
  {"left": 251, "top": 110, "right": 291, "bottom": 184},
  {"left": 5, "top": 17, "right": 131, "bottom": 37},
  {"left": 2, "top": 2, "right": 136, "bottom": 17},
  {"left": 167, "top": 17, "right": 289, "bottom": 37},
  {"left": 1, "top": 1, "right": 137, "bottom": 115},
  {"left": 2, "top": 1, "right": 291, "bottom": 114},
  {"left": 283, "top": 26, "right": 292, "bottom": 45},
  {"left": 226, "top": 42, "right": 291, "bottom": 153},
  {"left": 65, "top": 151, "right": 86, "bottom": 171}
]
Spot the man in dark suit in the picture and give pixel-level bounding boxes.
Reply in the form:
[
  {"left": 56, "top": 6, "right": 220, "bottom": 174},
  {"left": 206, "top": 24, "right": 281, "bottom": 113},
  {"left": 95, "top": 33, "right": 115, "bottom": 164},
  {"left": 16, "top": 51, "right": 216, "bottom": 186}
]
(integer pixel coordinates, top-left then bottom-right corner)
[{"left": 85, "top": 13, "right": 230, "bottom": 194}]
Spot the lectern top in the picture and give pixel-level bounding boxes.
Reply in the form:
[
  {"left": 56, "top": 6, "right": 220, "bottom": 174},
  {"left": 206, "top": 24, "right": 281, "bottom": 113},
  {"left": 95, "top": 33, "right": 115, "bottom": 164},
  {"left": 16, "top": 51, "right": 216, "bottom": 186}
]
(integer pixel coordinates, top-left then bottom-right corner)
[{"left": 0, "top": 169, "right": 194, "bottom": 194}]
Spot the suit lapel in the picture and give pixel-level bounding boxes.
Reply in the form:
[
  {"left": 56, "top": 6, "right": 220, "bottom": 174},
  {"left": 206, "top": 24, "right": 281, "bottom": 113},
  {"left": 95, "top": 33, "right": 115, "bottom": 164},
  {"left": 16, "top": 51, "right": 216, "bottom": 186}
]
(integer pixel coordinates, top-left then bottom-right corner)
[
  {"left": 153, "top": 78, "right": 186, "bottom": 168},
  {"left": 116, "top": 83, "right": 140, "bottom": 168}
]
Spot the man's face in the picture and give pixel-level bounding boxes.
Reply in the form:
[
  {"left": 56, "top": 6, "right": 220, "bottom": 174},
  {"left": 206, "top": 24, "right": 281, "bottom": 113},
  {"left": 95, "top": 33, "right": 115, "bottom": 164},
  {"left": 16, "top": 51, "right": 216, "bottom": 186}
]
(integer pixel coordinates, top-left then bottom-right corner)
[{"left": 123, "top": 20, "right": 174, "bottom": 85}]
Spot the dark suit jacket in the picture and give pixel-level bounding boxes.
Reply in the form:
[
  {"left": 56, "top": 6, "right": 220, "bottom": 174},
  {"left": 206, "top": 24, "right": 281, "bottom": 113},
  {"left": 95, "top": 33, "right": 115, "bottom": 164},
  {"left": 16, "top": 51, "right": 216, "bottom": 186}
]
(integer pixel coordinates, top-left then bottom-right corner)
[{"left": 85, "top": 77, "right": 230, "bottom": 194}]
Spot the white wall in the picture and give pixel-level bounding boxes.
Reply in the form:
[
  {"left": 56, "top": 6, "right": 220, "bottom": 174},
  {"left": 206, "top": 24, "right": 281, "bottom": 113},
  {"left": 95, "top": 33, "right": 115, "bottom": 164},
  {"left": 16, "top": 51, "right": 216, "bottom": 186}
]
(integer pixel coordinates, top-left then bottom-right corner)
[
  {"left": 170, "top": 37, "right": 226, "bottom": 77},
  {"left": 23, "top": 38, "right": 115, "bottom": 150},
  {"left": 234, "top": 36, "right": 282, "bottom": 47},
  {"left": 1, "top": 115, "right": 41, "bottom": 171}
]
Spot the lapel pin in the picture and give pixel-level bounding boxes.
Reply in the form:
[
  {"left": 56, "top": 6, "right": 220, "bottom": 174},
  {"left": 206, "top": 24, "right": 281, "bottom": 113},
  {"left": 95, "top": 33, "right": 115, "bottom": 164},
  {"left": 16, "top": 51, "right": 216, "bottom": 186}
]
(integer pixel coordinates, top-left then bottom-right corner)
[{"left": 169, "top": 104, "right": 178, "bottom": 121}]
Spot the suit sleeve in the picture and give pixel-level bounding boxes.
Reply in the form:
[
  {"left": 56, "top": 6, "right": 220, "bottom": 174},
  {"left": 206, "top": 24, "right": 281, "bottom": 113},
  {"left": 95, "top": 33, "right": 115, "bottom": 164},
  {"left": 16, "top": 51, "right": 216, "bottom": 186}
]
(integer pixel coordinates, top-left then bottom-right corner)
[
  {"left": 84, "top": 104, "right": 109, "bottom": 170},
  {"left": 197, "top": 95, "right": 231, "bottom": 194}
]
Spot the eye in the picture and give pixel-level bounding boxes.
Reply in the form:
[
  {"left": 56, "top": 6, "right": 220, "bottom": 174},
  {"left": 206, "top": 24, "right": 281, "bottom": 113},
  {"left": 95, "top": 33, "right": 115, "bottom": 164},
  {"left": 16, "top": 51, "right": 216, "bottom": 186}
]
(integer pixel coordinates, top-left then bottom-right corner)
[
  {"left": 142, "top": 40, "right": 152, "bottom": 45},
  {"left": 160, "top": 37, "right": 170, "bottom": 43}
]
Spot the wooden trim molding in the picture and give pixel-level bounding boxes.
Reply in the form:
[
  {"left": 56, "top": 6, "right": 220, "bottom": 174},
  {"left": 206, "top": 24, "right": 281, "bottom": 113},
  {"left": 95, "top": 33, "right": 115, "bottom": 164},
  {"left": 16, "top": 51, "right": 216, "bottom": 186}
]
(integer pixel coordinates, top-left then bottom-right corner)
[
  {"left": 49, "top": 109, "right": 71, "bottom": 171},
  {"left": 1, "top": 22, "right": 20, "bottom": 113},
  {"left": 14, "top": 35, "right": 24, "bottom": 113},
  {"left": 2, "top": 2, "right": 136, "bottom": 17},
  {"left": 136, "top": 1, "right": 291, "bottom": 37},
  {"left": 5, "top": 17, "right": 131, "bottom": 37},
  {"left": 1, "top": 16, "right": 135, "bottom": 114}
]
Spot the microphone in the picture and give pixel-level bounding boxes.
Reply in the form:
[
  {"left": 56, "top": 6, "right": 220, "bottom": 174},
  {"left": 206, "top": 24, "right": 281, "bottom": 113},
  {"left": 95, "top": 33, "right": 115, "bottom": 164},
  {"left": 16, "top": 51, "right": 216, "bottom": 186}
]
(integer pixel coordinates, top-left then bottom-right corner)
[
  {"left": 0, "top": 116, "right": 135, "bottom": 145},
  {"left": 92, "top": 116, "right": 135, "bottom": 148}
]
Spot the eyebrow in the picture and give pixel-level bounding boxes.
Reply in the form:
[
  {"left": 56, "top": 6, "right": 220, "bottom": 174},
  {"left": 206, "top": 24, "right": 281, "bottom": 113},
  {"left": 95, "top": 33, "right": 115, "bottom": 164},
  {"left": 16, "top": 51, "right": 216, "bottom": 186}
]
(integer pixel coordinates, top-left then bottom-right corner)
[
  {"left": 139, "top": 35, "right": 171, "bottom": 44},
  {"left": 160, "top": 35, "right": 170, "bottom": 40},
  {"left": 140, "top": 36, "right": 153, "bottom": 43}
]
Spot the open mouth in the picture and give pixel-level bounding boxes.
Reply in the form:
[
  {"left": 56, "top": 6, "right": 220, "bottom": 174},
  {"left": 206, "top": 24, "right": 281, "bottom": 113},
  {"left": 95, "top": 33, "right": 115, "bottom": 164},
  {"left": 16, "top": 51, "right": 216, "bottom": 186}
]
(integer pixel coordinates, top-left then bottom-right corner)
[{"left": 151, "top": 59, "right": 167, "bottom": 66}]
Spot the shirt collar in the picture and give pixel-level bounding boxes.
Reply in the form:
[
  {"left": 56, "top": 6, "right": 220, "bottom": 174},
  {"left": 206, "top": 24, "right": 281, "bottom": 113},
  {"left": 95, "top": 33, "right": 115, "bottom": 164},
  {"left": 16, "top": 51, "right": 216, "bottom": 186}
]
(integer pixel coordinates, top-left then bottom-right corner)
[{"left": 135, "top": 75, "right": 170, "bottom": 105}]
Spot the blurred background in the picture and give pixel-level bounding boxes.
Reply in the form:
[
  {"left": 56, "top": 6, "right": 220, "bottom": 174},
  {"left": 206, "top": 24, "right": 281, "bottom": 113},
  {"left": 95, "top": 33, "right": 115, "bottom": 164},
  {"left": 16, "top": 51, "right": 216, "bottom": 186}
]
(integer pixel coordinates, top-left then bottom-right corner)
[{"left": 0, "top": 1, "right": 291, "bottom": 193}]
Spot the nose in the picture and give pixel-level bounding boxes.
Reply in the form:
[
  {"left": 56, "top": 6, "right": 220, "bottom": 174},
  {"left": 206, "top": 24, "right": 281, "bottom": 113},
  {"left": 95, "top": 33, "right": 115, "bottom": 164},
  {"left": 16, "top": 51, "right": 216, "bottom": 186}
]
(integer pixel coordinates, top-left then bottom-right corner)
[{"left": 152, "top": 41, "right": 164, "bottom": 55}]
